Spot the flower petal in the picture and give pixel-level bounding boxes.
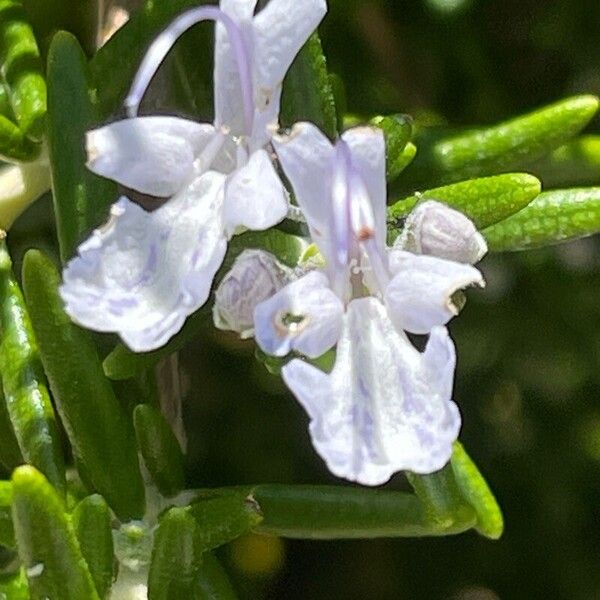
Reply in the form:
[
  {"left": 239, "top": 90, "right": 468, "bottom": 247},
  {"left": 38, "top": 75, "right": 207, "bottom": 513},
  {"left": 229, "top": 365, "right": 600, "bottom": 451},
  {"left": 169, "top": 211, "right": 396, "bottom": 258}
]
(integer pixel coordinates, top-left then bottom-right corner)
[
  {"left": 86, "top": 117, "right": 216, "bottom": 197},
  {"left": 254, "top": 270, "right": 344, "bottom": 358},
  {"left": 251, "top": 0, "right": 327, "bottom": 143},
  {"left": 214, "top": 2, "right": 257, "bottom": 137},
  {"left": 342, "top": 126, "right": 387, "bottom": 250},
  {"left": 385, "top": 250, "right": 485, "bottom": 334},
  {"left": 272, "top": 122, "right": 336, "bottom": 262},
  {"left": 60, "top": 172, "right": 227, "bottom": 352},
  {"left": 282, "top": 297, "right": 461, "bottom": 485},
  {"left": 222, "top": 148, "right": 288, "bottom": 236}
]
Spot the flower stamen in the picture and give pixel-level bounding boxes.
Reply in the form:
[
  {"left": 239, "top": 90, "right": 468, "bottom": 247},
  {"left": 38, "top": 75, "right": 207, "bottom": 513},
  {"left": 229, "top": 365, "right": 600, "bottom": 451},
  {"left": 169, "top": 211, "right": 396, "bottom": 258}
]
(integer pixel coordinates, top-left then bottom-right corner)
[{"left": 124, "top": 7, "right": 254, "bottom": 135}]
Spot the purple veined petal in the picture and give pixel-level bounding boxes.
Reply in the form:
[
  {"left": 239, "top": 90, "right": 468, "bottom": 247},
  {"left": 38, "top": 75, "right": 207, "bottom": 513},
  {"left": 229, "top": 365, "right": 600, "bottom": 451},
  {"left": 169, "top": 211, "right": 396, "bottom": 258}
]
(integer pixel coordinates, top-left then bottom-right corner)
[
  {"left": 272, "top": 122, "right": 336, "bottom": 262},
  {"left": 341, "top": 126, "right": 387, "bottom": 251},
  {"left": 215, "top": 2, "right": 257, "bottom": 138},
  {"left": 86, "top": 117, "right": 216, "bottom": 197},
  {"left": 254, "top": 270, "right": 344, "bottom": 358},
  {"left": 385, "top": 250, "right": 485, "bottom": 335},
  {"left": 281, "top": 297, "right": 461, "bottom": 486},
  {"left": 222, "top": 148, "right": 288, "bottom": 236},
  {"left": 250, "top": 0, "right": 327, "bottom": 146},
  {"left": 60, "top": 172, "right": 228, "bottom": 352}
]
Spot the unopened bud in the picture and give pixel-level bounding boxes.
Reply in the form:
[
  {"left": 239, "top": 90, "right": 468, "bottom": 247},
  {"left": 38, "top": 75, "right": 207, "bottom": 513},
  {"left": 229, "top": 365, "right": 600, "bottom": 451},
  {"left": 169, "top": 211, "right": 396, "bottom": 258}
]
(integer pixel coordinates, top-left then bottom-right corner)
[
  {"left": 399, "top": 200, "right": 487, "bottom": 264},
  {"left": 213, "top": 250, "right": 291, "bottom": 338}
]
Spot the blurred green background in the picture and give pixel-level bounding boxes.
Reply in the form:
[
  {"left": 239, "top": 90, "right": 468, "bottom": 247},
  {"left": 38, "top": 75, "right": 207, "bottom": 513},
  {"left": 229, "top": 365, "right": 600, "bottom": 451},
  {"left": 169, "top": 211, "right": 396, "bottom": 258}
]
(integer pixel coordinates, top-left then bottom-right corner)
[{"left": 9, "top": 0, "right": 600, "bottom": 598}]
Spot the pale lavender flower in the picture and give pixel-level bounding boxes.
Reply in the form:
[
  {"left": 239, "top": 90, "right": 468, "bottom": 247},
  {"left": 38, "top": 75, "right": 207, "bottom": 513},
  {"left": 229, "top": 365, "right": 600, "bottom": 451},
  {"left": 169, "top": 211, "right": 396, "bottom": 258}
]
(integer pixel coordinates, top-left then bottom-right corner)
[
  {"left": 254, "top": 123, "right": 485, "bottom": 485},
  {"left": 60, "top": 0, "right": 327, "bottom": 351}
]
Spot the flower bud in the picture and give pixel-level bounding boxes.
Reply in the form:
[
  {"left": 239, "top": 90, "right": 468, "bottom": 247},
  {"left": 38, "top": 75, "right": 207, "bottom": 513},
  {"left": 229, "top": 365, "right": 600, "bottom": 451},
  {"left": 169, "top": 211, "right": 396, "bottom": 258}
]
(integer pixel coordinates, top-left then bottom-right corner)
[
  {"left": 213, "top": 250, "right": 291, "bottom": 338},
  {"left": 399, "top": 200, "right": 487, "bottom": 264}
]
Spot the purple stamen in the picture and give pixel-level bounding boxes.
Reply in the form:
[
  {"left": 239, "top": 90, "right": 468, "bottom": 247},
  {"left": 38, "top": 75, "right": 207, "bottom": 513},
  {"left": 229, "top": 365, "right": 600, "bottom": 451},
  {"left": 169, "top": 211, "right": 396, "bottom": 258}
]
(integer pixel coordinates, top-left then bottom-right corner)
[{"left": 124, "top": 7, "right": 254, "bottom": 135}]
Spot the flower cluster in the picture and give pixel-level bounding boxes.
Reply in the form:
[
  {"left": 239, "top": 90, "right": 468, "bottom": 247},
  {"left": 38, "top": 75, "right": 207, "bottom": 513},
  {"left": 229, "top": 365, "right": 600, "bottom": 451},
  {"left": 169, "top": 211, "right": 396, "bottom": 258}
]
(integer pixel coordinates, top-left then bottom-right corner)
[{"left": 60, "top": 0, "right": 487, "bottom": 486}]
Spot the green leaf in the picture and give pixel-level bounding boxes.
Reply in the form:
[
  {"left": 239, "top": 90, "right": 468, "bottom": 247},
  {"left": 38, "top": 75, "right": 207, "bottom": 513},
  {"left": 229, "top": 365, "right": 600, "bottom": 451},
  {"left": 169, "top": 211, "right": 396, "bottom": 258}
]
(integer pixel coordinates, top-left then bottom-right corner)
[
  {"left": 388, "top": 173, "right": 542, "bottom": 235},
  {"left": 194, "top": 553, "right": 238, "bottom": 600},
  {"left": 148, "top": 507, "right": 198, "bottom": 600},
  {"left": 188, "top": 490, "right": 264, "bottom": 553},
  {"left": 252, "top": 484, "right": 476, "bottom": 539},
  {"left": 0, "top": 79, "right": 12, "bottom": 117},
  {"left": 46, "top": 31, "right": 117, "bottom": 262},
  {"left": 0, "top": 0, "right": 46, "bottom": 140},
  {"left": 0, "top": 568, "right": 29, "bottom": 599},
  {"left": 72, "top": 495, "right": 114, "bottom": 599},
  {"left": 393, "top": 142, "right": 417, "bottom": 176},
  {"left": 483, "top": 187, "right": 600, "bottom": 251},
  {"left": 371, "top": 114, "right": 413, "bottom": 182},
  {"left": 402, "top": 95, "right": 599, "bottom": 190},
  {"left": 406, "top": 465, "right": 475, "bottom": 529},
  {"left": 133, "top": 404, "right": 185, "bottom": 498},
  {"left": 450, "top": 442, "right": 504, "bottom": 540},
  {"left": 11, "top": 465, "right": 100, "bottom": 600},
  {"left": 0, "top": 382, "right": 23, "bottom": 471},
  {"left": 22, "top": 249, "right": 145, "bottom": 520},
  {"left": 280, "top": 32, "right": 338, "bottom": 139},
  {"left": 226, "top": 229, "right": 306, "bottom": 270},
  {"left": 0, "top": 481, "right": 14, "bottom": 548},
  {"left": 530, "top": 135, "right": 600, "bottom": 188},
  {"left": 0, "top": 240, "right": 65, "bottom": 496},
  {"left": 0, "top": 114, "right": 38, "bottom": 161}
]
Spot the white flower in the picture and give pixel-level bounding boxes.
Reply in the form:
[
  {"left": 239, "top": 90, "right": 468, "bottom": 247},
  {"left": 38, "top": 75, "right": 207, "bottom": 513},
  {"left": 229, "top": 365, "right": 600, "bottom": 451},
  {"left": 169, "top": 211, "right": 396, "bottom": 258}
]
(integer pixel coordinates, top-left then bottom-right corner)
[
  {"left": 60, "top": 0, "right": 327, "bottom": 351},
  {"left": 254, "top": 123, "right": 485, "bottom": 485},
  {"left": 213, "top": 249, "right": 291, "bottom": 338}
]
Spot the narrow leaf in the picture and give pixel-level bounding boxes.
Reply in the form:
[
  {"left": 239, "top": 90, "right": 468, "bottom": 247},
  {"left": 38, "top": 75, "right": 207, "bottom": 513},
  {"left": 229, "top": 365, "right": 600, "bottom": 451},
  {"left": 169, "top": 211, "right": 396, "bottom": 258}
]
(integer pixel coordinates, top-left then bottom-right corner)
[
  {"left": 72, "top": 495, "right": 114, "bottom": 599},
  {"left": 483, "top": 187, "right": 600, "bottom": 251},
  {"left": 0, "top": 480, "right": 14, "bottom": 548},
  {"left": 451, "top": 442, "right": 504, "bottom": 540},
  {"left": 11, "top": 465, "right": 100, "bottom": 600},
  {"left": 252, "top": 485, "right": 475, "bottom": 539},
  {"left": 388, "top": 173, "right": 542, "bottom": 234},
  {"left": 134, "top": 404, "right": 185, "bottom": 498},
  {"left": 280, "top": 32, "right": 338, "bottom": 139},
  {"left": 403, "top": 95, "right": 599, "bottom": 189},
  {"left": 22, "top": 249, "right": 145, "bottom": 520},
  {"left": 530, "top": 135, "right": 600, "bottom": 188},
  {"left": 0, "top": 240, "right": 65, "bottom": 495},
  {"left": 0, "top": 382, "right": 23, "bottom": 471},
  {"left": 46, "top": 31, "right": 116, "bottom": 262},
  {"left": 188, "top": 490, "right": 264, "bottom": 553},
  {"left": 148, "top": 507, "right": 197, "bottom": 600},
  {"left": 371, "top": 114, "right": 413, "bottom": 182},
  {"left": 194, "top": 553, "right": 238, "bottom": 600},
  {"left": 0, "top": 0, "right": 46, "bottom": 140},
  {"left": 406, "top": 466, "right": 474, "bottom": 529},
  {"left": 0, "top": 114, "right": 38, "bottom": 161}
]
